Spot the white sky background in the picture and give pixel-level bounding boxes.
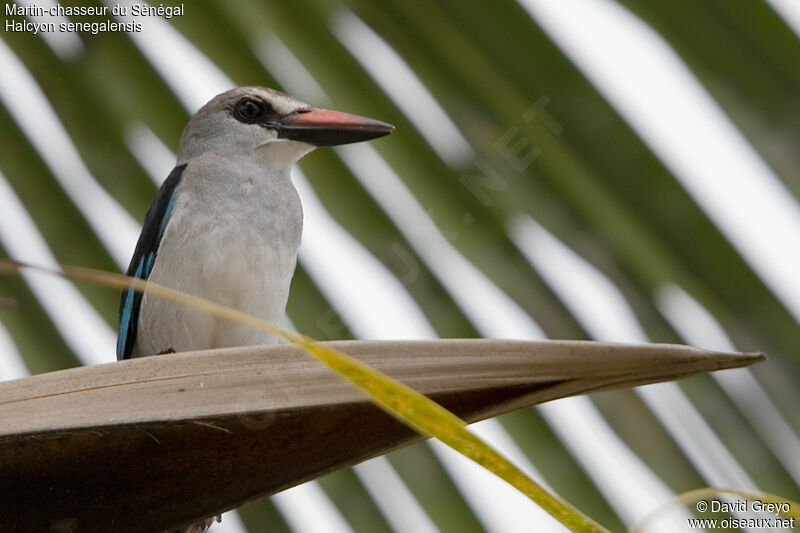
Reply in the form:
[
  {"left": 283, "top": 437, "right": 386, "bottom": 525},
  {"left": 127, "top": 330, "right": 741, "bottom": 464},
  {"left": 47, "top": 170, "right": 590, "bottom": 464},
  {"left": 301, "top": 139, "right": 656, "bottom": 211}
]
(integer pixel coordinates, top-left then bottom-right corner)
[
  {"left": 0, "top": 170, "right": 116, "bottom": 365},
  {"left": 1, "top": 1, "right": 800, "bottom": 532},
  {"left": 333, "top": 11, "right": 474, "bottom": 168},
  {"left": 765, "top": 0, "right": 800, "bottom": 38},
  {"left": 518, "top": 0, "right": 800, "bottom": 325},
  {"left": 12, "top": 0, "right": 84, "bottom": 59},
  {"left": 0, "top": 39, "right": 140, "bottom": 269},
  {"left": 656, "top": 284, "right": 800, "bottom": 486},
  {"left": 0, "top": 320, "right": 28, "bottom": 381}
]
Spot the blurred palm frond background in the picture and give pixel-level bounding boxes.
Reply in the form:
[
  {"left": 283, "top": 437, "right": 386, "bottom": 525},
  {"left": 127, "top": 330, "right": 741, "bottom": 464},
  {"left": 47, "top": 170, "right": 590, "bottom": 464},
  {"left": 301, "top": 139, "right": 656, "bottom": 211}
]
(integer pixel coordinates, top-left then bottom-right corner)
[{"left": 1, "top": 0, "right": 799, "bottom": 531}]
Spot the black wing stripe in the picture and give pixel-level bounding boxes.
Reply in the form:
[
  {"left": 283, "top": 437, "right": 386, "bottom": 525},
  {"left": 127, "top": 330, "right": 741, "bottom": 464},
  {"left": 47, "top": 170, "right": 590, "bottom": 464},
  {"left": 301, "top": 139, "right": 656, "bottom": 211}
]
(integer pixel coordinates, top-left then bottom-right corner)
[{"left": 117, "top": 164, "right": 186, "bottom": 360}]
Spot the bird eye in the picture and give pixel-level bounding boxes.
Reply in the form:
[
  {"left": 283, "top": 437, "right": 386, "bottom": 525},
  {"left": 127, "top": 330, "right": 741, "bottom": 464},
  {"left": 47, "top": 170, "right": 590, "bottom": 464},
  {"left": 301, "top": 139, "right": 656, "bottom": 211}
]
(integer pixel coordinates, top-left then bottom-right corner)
[{"left": 234, "top": 98, "right": 265, "bottom": 122}]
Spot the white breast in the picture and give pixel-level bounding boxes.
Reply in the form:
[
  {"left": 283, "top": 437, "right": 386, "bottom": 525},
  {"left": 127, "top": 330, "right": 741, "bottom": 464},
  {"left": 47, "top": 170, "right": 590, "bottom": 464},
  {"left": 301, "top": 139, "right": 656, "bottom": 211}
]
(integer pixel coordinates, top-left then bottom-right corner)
[{"left": 132, "top": 159, "right": 302, "bottom": 356}]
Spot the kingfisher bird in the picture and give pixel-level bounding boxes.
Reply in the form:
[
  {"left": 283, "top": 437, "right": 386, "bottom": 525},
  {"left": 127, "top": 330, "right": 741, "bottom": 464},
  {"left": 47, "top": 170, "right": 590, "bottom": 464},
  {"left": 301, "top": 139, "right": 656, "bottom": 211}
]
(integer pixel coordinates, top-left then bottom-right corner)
[{"left": 117, "top": 87, "right": 393, "bottom": 360}]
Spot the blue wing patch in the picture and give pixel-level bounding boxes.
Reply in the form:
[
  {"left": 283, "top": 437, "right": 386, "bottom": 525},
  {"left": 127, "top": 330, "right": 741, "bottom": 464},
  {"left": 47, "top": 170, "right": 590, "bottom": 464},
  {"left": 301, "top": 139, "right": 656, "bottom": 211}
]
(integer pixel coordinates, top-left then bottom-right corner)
[{"left": 117, "top": 164, "right": 186, "bottom": 360}]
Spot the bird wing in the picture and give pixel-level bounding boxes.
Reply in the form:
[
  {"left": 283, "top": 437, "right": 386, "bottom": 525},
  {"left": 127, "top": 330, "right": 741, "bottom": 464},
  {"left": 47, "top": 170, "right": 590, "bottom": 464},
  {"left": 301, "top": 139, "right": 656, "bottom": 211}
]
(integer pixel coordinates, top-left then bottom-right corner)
[{"left": 117, "top": 164, "right": 186, "bottom": 360}]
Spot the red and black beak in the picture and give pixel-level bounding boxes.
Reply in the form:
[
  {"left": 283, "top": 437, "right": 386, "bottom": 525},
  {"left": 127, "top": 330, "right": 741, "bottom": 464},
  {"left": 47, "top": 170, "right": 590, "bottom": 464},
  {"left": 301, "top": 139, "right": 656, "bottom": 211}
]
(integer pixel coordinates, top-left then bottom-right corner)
[{"left": 278, "top": 107, "right": 394, "bottom": 146}]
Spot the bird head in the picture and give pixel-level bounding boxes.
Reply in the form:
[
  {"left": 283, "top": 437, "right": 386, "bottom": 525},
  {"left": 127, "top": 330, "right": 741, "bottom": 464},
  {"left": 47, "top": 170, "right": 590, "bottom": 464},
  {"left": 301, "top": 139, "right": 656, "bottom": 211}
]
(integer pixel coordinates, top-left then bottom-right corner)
[{"left": 177, "top": 86, "right": 394, "bottom": 169}]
